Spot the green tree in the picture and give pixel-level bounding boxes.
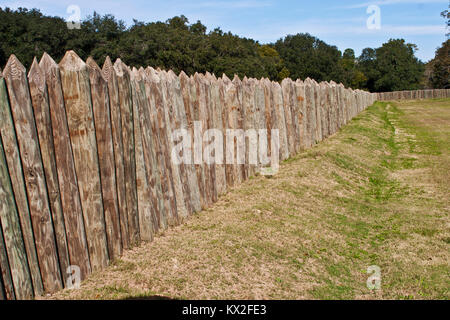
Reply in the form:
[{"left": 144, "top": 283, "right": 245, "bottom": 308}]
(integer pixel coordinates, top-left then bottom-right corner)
[
  {"left": 274, "top": 33, "right": 344, "bottom": 83},
  {"left": 428, "top": 40, "right": 449, "bottom": 89},
  {"left": 359, "top": 39, "right": 424, "bottom": 92}
]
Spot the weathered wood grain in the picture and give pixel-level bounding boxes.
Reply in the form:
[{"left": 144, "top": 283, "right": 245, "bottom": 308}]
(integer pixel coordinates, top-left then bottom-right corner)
[
  {"left": 294, "top": 80, "right": 307, "bottom": 150},
  {"left": 87, "top": 57, "right": 122, "bottom": 259},
  {"left": 242, "top": 77, "right": 257, "bottom": 177},
  {"left": 254, "top": 78, "right": 268, "bottom": 171},
  {"left": 102, "top": 57, "right": 129, "bottom": 249},
  {"left": 179, "top": 72, "right": 202, "bottom": 212},
  {"left": 272, "top": 81, "right": 289, "bottom": 159},
  {"left": 281, "top": 79, "right": 296, "bottom": 156},
  {"left": 160, "top": 70, "right": 189, "bottom": 218},
  {"left": 113, "top": 59, "right": 140, "bottom": 244},
  {"left": 39, "top": 53, "right": 91, "bottom": 281},
  {"left": 146, "top": 67, "right": 178, "bottom": 226},
  {"left": 167, "top": 71, "right": 199, "bottom": 212},
  {"left": 201, "top": 74, "right": 218, "bottom": 201},
  {"left": 312, "top": 80, "right": 323, "bottom": 143},
  {"left": 232, "top": 75, "right": 246, "bottom": 183},
  {"left": 143, "top": 68, "right": 169, "bottom": 229},
  {"left": 59, "top": 51, "right": 109, "bottom": 271},
  {"left": 0, "top": 134, "right": 19, "bottom": 300},
  {"left": 136, "top": 68, "right": 163, "bottom": 234},
  {"left": 4, "top": 55, "right": 63, "bottom": 293},
  {"left": 28, "top": 58, "right": 70, "bottom": 286},
  {"left": 130, "top": 67, "right": 156, "bottom": 241},
  {"left": 0, "top": 66, "right": 43, "bottom": 297}
]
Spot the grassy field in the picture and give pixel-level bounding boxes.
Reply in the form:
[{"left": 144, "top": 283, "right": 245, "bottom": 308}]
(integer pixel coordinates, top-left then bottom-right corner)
[{"left": 47, "top": 98, "right": 449, "bottom": 300}]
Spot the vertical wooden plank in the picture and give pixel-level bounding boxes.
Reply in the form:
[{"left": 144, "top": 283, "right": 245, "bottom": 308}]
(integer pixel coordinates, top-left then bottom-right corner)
[
  {"left": 241, "top": 77, "right": 256, "bottom": 178},
  {"left": 271, "top": 81, "right": 289, "bottom": 159},
  {"left": 146, "top": 67, "right": 178, "bottom": 226},
  {"left": 222, "top": 75, "right": 236, "bottom": 188},
  {"left": 160, "top": 70, "right": 190, "bottom": 218},
  {"left": 288, "top": 79, "right": 301, "bottom": 153},
  {"left": 102, "top": 57, "right": 129, "bottom": 250},
  {"left": 202, "top": 73, "right": 219, "bottom": 202},
  {"left": 28, "top": 59, "right": 70, "bottom": 286},
  {"left": 130, "top": 67, "right": 156, "bottom": 241},
  {"left": 179, "top": 72, "right": 202, "bottom": 212},
  {"left": 113, "top": 59, "right": 140, "bottom": 244},
  {"left": 0, "top": 263, "right": 5, "bottom": 300},
  {"left": 167, "top": 70, "right": 198, "bottom": 212},
  {"left": 281, "top": 79, "right": 295, "bottom": 156},
  {"left": 39, "top": 53, "right": 91, "bottom": 280},
  {"left": 143, "top": 69, "right": 169, "bottom": 229},
  {"left": 86, "top": 57, "right": 122, "bottom": 259},
  {"left": 59, "top": 51, "right": 109, "bottom": 271},
  {"left": 206, "top": 73, "right": 227, "bottom": 196},
  {"left": 232, "top": 75, "right": 246, "bottom": 183},
  {"left": 312, "top": 80, "right": 323, "bottom": 143},
  {"left": 192, "top": 73, "right": 214, "bottom": 203},
  {"left": 0, "top": 66, "right": 43, "bottom": 297},
  {"left": 137, "top": 68, "right": 165, "bottom": 233},
  {"left": 4, "top": 55, "right": 62, "bottom": 293},
  {"left": 254, "top": 78, "right": 268, "bottom": 171},
  {"left": 0, "top": 136, "right": 17, "bottom": 300},
  {"left": 294, "top": 80, "right": 307, "bottom": 150}
]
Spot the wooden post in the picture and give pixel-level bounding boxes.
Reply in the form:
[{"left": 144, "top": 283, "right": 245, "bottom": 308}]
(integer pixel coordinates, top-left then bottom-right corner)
[
  {"left": 87, "top": 57, "right": 123, "bottom": 259},
  {"left": 206, "top": 73, "right": 227, "bottom": 196},
  {"left": 160, "top": 70, "right": 190, "bottom": 218},
  {"left": 137, "top": 67, "right": 165, "bottom": 233},
  {"left": 242, "top": 77, "right": 256, "bottom": 178},
  {"left": 0, "top": 135, "right": 20, "bottom": 300},
  {"left": 294, "top": 80, "right": 307, "bottom": 149},
  {"left": 146, "top": 67, "right": 178, "bottom": 226},
  {"left": 281, "top": 79, "right": 295, "bottom": 156},
  {"left": 59, "top": 51, "right": 109, "bottom": 271},
  {"left": 179, "top": 72, "right": 202, "bottom": 212},
  {"left": 222, "top": 75, "right": 236, "bottom": 188},
  {"left": 254, "top": 78, "right": 268, "bottom": 171},
  {"left": 113, "top": 59, "right": 140, "bottom": 244},
  {"left": 102, "top": 57, "right": 129, "bottom": 249},
  {"left": 143, "top": 68, "right": 170, "bottom": 230},
  {"left": 130, "top": 67, "right": 156, "bottom": 241},
  {"left": 4, "top": 55, "right": 62, "bottom": 293},
  {"left": 271, "top": 81, "right": 289, "bottom": 159},
  {"left": 0, "top": 66, "right": 43, "bottom": 297},
  {"left": 39, "top": 53, "right": 91, "bottom": 280},
  {"left": 28, "top": 58, "right": 70, "bottom": 286}
]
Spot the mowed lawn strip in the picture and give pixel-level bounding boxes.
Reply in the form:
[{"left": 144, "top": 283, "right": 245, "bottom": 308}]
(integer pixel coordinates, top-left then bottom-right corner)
[{"left": 46, "top": 99, "right": 450, "bottom": 300}]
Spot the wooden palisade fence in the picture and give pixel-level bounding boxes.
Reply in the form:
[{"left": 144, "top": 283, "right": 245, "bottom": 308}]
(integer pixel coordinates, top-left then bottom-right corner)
[
  {"left": 0, "top": 51, "right": 377, "bottom": 299},
  {"left": 377, "top": 89, "right": 450, "bottom": 101}
]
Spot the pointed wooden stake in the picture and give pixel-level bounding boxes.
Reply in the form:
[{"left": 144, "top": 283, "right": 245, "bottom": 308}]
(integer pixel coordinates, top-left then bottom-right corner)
[{"left": 59, "top": 51, "right": 109, "bottom": 271}]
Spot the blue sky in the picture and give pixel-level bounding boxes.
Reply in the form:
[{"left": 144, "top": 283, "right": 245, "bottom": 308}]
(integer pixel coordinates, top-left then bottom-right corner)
[{"left": 1, "top": 0, "right": 448, "bottom": 61}]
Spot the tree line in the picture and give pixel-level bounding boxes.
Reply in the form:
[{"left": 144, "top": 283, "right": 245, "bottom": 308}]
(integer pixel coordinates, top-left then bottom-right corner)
[{"left": 0, "top": 7, "right": 448, "bottom": 92}]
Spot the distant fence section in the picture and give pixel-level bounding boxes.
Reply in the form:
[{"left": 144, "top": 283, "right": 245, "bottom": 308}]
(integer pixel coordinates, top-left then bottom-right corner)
[
  {"left": 377, "top": 89, "right": 450, "bottom": 101},
  {"left": 0, "top": 51, "right": 376, "bottom": 300}
]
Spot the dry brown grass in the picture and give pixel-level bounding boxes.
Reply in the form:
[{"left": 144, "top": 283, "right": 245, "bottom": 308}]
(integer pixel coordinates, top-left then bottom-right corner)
[{"left": 44, "top": 98, "right": 450, "bottom": 300}]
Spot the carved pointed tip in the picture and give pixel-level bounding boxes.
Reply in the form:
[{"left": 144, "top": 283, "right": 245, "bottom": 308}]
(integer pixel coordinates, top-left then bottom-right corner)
[
  {"left": 3, "top": 54, "right": 26, "bottom": 80},
  {"left": 102, "top": 57, "right": 114, "bottom": 81},
  {"left": 59, "top": 50, "right": 86, "bottom": 71},
  {"left": 39, "top": 52, "right": 58, "bottom": 70},
  {"left": 168, "top": 69, "right": 176, "bottom": 78},
  {"left": 179, "top": 70, "right": 188, "bottom": 79},
  {"left": 113, "top": 58, "right": 125, "bottom": 76},
  {"left": 104, "top": 56, "right": 112, "bottom": 65},
  {"left": 28, "top": 57, "right": 41, "bottom": 77},
  {"left": 232, "top": 74, "right": 240, "bottom": 82},
  {"left": 86, "top": 57, "right": 101, "bottom": 71}
]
